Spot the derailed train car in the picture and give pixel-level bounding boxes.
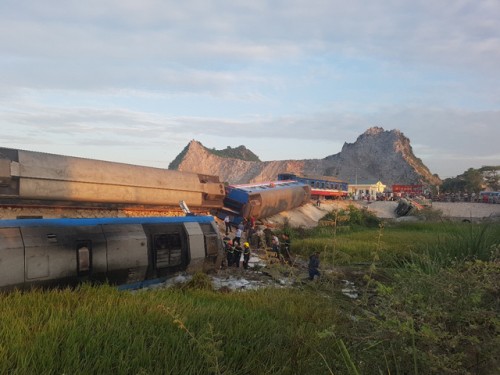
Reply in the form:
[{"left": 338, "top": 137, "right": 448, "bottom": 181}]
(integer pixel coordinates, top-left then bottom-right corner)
[
  {"left": 0, "top": 147, "right": 225, "bottom": 208},
  {"left": 277, "top": 173, "right": 348, "bottom": 199},
  {"left": 0, "top": 216, "right": 224, "bottom": 291},
  {"left": 220, "top": 180, "right": 311, "bottom": 224}
]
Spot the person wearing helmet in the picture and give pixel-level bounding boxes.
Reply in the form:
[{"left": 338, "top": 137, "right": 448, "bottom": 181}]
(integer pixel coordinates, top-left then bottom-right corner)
[{"left": 243, "top": 242, "right": 251, "bottom": 269}]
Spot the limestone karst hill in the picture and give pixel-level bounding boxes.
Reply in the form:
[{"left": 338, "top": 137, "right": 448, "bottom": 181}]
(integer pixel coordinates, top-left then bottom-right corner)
[{"left": 168, "top": 127, "right": 441, "bottom": 186}]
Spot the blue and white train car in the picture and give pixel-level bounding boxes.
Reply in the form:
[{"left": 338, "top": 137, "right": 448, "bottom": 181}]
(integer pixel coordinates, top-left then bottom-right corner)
[
  {"left": 0, "top": 216, "right": 224, "bottom": 291},
  {"left": 278, "top": 173, "right": 348, "bottom": 199},
  {"left": 219, "top": 180, "right": 311, "bottom": 225}
]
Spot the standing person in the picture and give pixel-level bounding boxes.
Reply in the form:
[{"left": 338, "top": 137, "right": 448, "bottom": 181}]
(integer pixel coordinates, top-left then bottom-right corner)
[
  {"left": 233, "top": 243, "right": 243, "bottom": 268},
  {"left": 225, "top": 240, "right": 235, "bottom": 267},
  {"left": 308, "top": 252, "right": 321, "bottom": 280},
  {"left": 234, "top": 226, "right": 242, "bottom": 246},
  {"left": 249, "top": 216, "right": 256, "bottom": 229},
  {"left": 224, "top": 215, "right": 232, "bottom": 235},
  {"left": 237, "top": 221, "right": 245, "bottom": 234},
  {"left": 221, "top": 236, "right": 231, "bottom": 268},
  {"left": 246, "top": 216, "right": 255, "bottom": 239},
  {"left": 242, "top": 242, "right": 251, "bottom": 269},
  {"left": 247, "top": 216, "right": 255, "bottom": 236},
  {"left": 272, "top": 234, "right": 280, "bottom": 258},
  {"left": 281, "top": 233, "right": 291, "bottom": 259}
]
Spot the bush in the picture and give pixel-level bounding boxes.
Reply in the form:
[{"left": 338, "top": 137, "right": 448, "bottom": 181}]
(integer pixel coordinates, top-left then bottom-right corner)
[
  {"left": 411, "top": 206, "right": 444, "bottom": 221},
  {"left": 321, "top": 204, "right": 381, "bottom": 228}
]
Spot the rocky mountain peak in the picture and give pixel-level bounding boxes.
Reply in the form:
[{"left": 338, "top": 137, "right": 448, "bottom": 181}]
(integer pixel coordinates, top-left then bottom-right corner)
[
  {"left": 168, "top": 141, "right": 260, "bottom": 171},
  {"left": 206, "top": 144, "right": 260, "bottom": 162},
  {"left": 169, "top": 128, "right": 442, "bottom": 187},
  {"left": 363, "top": 126, "right": 385, "bottom": 136}
]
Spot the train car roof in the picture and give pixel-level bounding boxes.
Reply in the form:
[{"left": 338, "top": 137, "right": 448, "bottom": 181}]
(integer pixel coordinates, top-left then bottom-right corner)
[
  {"left": 278, "top": 173, "right": 347, "bottom": 183},
  {"left": 0, "top": 215, "right": 215, "bottom": 228},
  {"left": 302, "top": 175, "right": 346, "bottom": 183},
  {"left": 228, "top": 180, "right": 307, "bottom": 193}
]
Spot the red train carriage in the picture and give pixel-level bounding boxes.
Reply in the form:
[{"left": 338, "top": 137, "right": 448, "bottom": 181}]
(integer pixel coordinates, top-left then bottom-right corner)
[{"left": 277, "top": 173, "right": 348, "bottom": 199}]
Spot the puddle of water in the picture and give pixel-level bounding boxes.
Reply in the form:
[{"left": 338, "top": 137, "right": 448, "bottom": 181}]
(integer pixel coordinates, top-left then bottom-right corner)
[{"left": 341, "top": 280, "right": 359, "bottom": 299}]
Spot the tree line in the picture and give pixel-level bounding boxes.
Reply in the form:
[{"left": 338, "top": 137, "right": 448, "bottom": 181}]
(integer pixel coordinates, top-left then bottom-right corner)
[{"left": 440, "top": 166, "right": 499, "bottom": 193}]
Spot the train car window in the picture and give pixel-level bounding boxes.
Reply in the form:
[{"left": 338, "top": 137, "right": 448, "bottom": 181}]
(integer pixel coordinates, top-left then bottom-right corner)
[
  {"left": 77, "top": 247, "right": 90, "bottom": 273},
  {"left": 153, "top": 233, "right": 183, "bottom": 268},
  {"left": 46, "top": 233, "right": 58, "bottom": 243},
  {"left": 76, "top": 241, "right": 92, "bottom": 277}
]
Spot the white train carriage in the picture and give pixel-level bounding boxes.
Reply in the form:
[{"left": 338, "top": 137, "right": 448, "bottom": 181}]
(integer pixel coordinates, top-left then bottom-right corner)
[{"left": 0, "top": 216, "right": 223, "bottom": 291}]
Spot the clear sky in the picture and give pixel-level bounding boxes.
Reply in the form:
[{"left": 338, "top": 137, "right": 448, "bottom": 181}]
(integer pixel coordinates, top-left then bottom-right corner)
[{"left": 1, "top": 1, "right": 499, "bottom": 179}]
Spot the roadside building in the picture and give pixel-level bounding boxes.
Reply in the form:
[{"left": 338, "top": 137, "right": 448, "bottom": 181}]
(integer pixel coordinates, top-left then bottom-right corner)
[{"left": 349, "top": 181, "right": 387, "bottom": 200}]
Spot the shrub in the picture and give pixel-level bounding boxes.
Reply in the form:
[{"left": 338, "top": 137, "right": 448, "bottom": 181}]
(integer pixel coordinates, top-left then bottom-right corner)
[
  {"left": 362, "top": 260, "right": 500, "bottom": 374},
  {"left": 411, "top": 206, "right": 444, "bottom": 221},
  {"left": 321, "top": 204, "right": 381, "bottom": 228}
]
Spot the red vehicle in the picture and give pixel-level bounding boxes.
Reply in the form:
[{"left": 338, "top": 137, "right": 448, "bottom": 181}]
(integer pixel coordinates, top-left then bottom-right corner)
[{"left": 392, "top": 184, "right": 424, "bottom": 195}]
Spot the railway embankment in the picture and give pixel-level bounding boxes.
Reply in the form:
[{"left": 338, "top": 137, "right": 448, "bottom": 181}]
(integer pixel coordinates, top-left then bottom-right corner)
[
  {"left": 360, "top": 201, "right": 500, "bottom": 221},
  {"left": 261, "top": 200, "right": 500, "bottom": 228}
]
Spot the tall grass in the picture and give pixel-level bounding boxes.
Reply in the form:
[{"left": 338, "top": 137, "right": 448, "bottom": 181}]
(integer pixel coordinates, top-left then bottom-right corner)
[
  {"left": 0, "top": 284, "right": 351, "bottom": 375},
  {"left": 365, "top": 259, "right": 500, "bottom": 374},
  {"left": 388, "top": 222, "right": 500, "bottom": 273},
  {"left": 292, "top": 221, "right": 500, "bottom": 266},
  {"left": 291, "top": 221, "right": 500, "bottom": 374}
]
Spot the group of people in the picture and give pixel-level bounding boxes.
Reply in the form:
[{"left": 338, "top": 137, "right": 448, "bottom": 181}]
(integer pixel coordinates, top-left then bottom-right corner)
[
  {"left": 222, "top": 214, "right": 321, "bottom": 280},
  {"left": 222, "top": 216, "right": 254, "bottom": 269},
  {"left": 222, "top": 237, "right": 252, "bottom": 269},
  {"left": 271, "top": 233, "right": 291, "bottom": 260}
]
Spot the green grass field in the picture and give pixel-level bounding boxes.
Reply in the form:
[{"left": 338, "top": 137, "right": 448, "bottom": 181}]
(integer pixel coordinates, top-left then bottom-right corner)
[
  {"left": 1, "top": 219, "right": 499, "bottom": 374},
  {"left": 292, "top": 220, "right": 500, "bottom": 266}
]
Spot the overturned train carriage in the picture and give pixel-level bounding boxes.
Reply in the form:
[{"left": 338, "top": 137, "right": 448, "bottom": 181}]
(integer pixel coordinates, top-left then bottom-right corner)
[
  {"left": 0, "top": 216, "right": 224, "bottom": 291},
  {"left": 221, "top": 181, "right": 311, "bottom": 223},
  {"left": 0, "top": 147, "right": 225, "bottom": 208}
]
